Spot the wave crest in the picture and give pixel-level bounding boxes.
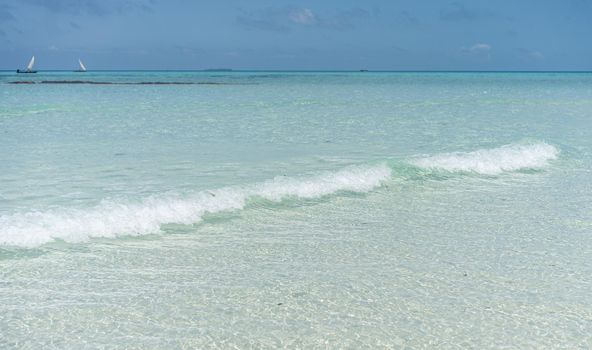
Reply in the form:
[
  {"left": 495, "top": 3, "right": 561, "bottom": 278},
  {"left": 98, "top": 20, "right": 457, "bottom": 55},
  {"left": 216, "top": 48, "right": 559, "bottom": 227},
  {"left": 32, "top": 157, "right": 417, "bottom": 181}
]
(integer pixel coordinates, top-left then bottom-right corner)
[
  {"left": 0, "top": 164, "right": 391, "bottom": 247},
  {"left": 0, "top": 142, "right": 560, "bottom": 248},
  {"left": 410, "top": 142, "right": 559, "bottom": 175}
]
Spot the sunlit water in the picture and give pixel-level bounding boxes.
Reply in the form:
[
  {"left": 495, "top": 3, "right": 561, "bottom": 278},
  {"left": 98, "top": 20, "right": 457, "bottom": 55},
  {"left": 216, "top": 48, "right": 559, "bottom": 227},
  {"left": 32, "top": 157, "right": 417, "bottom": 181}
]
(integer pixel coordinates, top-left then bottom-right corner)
[{"left": 1, "top": 71, "right": 591, "bottom": 349}]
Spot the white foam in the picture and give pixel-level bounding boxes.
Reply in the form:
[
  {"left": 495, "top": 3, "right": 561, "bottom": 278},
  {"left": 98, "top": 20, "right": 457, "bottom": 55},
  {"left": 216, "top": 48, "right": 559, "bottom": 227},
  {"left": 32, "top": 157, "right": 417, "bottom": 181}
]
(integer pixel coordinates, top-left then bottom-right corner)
[
  {"left": 0, "top": 164, "right": 391, "bottom": 247},
  {"left": 410, "top": 142, "right": 559, "bottom": 175}
]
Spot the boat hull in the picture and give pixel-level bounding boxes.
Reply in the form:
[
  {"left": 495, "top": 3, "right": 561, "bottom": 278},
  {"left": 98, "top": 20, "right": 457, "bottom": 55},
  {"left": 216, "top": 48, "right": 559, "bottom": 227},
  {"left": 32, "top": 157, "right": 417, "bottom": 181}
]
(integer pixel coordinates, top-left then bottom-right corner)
[{"left": 16, "top": 70, "right": 37, "bottom": 73}]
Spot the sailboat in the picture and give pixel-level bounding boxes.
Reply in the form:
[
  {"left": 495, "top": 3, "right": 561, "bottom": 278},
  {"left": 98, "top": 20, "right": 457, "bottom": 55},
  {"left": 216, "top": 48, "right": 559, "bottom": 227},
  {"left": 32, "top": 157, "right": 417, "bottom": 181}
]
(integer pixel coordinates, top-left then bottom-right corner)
[
  {"left": 17, "top": 56, "right": 37, "bottom": 73},
  {"left": 75, "top": 59, "right": 87, "bottom": 72}
]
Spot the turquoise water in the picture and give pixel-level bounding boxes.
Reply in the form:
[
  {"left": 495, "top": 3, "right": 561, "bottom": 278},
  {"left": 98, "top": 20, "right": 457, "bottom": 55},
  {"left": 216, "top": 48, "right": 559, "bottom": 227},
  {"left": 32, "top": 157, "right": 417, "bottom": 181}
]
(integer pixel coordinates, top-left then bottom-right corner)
[{"left": 1, "top": 71, "right": 591, "bottom": 348}]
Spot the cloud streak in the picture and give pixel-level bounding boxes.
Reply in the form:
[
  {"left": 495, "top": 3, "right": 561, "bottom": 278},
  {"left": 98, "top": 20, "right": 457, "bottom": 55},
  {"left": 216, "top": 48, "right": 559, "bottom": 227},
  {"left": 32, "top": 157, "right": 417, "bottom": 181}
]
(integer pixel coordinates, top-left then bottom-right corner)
[
  {"left": 515, "top": 48, "right": 544, "bottom": 61},
  {"left": 319, "top": 8, "right": 370, "bottom": 30},
  {"left": 288, "top": 8, "right": 316, "bottom": 25},
  {"left": 0, "top": 4, "right": 15, "bottom": 21},
  {"left": 236, "top": 6, "right": 371, "bottom": 33},
  {"left": 460, "top": 43, "right": 492, "bottom": 60},
  {"left": 468, "top": 43, "right": 491, "bottom": 52},
  {"left": 440, "top": 2, "right": 494, "bottom": 21},
  {"left": 236, "top": 7, "right": 291, "bottom": 32},
  {"left": 399, "top": 10, "right": 419, "bottom": 25},
  {"left": 19, "top": 0, "right": 153, "bottom": 16}
]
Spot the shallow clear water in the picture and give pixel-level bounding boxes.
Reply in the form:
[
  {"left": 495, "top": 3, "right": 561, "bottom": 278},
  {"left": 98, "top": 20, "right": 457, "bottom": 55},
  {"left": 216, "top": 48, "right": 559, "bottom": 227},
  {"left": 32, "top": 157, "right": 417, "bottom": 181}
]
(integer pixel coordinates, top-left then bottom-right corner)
[{"left": 1, "top": 71, "right": 591, "bottom": 348}]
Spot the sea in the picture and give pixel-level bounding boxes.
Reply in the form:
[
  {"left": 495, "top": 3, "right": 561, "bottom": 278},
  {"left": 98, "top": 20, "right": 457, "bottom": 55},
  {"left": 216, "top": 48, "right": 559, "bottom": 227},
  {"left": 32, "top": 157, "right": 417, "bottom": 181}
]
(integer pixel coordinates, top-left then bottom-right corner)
[{"left": 0, "top": 71, "right": 591, "bottom": 349}]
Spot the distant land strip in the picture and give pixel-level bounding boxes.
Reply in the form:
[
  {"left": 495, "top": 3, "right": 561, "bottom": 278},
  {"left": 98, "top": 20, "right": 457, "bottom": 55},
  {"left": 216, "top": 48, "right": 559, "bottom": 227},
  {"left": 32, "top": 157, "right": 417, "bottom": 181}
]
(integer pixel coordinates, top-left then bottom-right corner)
[{"left": 8, "top": 81, "right": 240, "bottom": 85}]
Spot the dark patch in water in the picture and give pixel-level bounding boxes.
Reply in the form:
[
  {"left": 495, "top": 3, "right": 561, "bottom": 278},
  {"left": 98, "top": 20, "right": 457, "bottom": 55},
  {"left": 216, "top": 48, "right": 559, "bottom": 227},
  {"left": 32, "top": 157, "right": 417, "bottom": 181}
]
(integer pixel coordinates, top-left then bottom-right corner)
[
  {"left": 8, "top": 81, "right": 237, "bottom": 85},
  {"left": 42, "top": 80, "right": 114, "bottom": 84}
]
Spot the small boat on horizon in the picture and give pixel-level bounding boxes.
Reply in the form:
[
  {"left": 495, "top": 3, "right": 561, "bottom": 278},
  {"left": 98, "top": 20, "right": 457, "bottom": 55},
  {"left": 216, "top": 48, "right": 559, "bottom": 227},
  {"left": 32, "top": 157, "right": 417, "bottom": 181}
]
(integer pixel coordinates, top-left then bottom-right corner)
[
  {"left": 75, "top": 59, "right": 87, "bottom": 72},
  {"left": 17, "top": 56, "right": 37, "bottom": 73}
]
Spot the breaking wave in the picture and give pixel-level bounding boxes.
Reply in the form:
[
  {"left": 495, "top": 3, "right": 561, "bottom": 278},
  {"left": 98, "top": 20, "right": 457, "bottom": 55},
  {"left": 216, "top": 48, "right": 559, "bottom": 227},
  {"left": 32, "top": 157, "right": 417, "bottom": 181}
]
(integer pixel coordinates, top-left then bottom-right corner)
[
  {"left": 0, "top": 142, "right": 560, "bottom": 248},
  {"left": 0, "top": 164, "right": 391, "bottom": 247},
  {"left": 410, "top": 142, "right": 559, "bottom": 175}
]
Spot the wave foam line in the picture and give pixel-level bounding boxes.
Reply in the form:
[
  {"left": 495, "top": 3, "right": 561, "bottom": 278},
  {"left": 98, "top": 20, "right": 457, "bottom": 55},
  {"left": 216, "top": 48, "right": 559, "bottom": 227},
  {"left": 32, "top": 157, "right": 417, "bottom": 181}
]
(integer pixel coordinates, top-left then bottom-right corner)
[
  {"left": 410, "top": 142, "right": 559, "bottom": 175},
  {"left": 0, "top": 164, "right": 391, "bottom": 248}
]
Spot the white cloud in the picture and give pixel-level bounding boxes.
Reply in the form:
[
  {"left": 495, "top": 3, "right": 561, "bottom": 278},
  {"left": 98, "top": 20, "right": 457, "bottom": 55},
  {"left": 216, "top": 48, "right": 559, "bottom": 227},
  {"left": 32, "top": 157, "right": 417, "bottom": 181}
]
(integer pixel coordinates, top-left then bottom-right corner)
[
  {"left": 468, "top": 43, "right": 491, "bottom": 53},
  {"left": 460, "top": 43, "right": 492, "bottom": 60},
  {"left": 289, "top": 8, "right": 316, "bottom": 25}
]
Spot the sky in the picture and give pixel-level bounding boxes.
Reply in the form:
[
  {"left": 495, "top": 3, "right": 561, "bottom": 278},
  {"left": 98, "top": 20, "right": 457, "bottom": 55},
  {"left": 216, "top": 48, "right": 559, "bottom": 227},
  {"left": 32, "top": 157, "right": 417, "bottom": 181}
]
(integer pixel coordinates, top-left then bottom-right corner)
[{"left": 0, "top": 0, "right": 590, "bottom": 70}]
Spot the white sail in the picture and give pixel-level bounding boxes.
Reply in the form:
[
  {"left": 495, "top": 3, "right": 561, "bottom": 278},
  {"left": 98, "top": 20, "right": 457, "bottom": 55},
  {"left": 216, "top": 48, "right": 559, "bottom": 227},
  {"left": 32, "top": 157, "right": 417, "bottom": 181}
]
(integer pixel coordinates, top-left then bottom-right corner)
[
  {"left": 27, "top": 56, "right": 35, "bottom": 71},
  {"left": 78, "top": 59, "right": 86, "bottom": 72}
]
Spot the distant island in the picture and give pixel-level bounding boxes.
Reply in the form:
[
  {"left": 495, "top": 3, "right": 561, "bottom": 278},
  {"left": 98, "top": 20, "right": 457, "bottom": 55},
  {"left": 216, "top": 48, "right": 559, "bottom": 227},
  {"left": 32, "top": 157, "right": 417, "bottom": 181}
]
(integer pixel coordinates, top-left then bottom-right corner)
[{"left": 204, "top": 68, "right": 233, "bottom": 72}]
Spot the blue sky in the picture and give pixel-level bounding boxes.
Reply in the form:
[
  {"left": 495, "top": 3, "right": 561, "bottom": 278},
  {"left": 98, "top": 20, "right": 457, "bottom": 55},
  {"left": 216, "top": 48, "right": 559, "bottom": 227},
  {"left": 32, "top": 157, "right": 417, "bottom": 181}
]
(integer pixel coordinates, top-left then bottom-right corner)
[{"left": 0, "top": 0, "right": 590, "bottom": 70}]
